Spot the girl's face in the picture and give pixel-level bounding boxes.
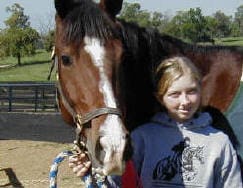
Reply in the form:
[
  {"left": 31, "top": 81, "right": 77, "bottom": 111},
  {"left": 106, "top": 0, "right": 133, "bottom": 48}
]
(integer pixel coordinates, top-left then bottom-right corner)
[{"left": 161, "top": 74, "right": 201, "bottom": 123}]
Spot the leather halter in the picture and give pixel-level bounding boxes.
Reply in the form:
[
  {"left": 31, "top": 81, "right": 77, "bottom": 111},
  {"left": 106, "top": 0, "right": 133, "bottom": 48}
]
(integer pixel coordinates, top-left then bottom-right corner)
[
  {"left": 54, "top": 55, "right": 122, "bottom": 152},
  {"left": 74, "top": 107, "right": 122, "bottom": 151}
]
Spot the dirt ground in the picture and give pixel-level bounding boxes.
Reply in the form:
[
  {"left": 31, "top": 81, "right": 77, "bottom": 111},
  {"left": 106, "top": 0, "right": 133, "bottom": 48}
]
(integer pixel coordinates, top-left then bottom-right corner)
[
  {"left": 0, "top": 113, "right": 85, "bottom": 188},
  {"left": 0, "top": 140, "right": 85, "bottom": 188}
]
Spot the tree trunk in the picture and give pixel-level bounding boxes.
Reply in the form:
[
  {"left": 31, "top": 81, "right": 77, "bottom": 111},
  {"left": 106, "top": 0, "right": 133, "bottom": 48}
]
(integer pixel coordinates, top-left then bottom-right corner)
[{"left": 17, "top": 53, "right": 21, "bottom": 66}]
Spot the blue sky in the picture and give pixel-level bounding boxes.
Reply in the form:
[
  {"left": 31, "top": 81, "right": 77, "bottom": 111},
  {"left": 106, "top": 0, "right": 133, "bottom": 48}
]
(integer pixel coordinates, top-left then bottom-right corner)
[{"left": 0, "top": 0, "right": 242, "bottom": 31}]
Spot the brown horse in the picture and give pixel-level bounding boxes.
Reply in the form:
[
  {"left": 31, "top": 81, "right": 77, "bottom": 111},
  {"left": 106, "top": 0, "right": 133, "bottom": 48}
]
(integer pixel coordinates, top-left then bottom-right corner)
[
  {"left": 54, "top": 0, "right": 243, "bottom": 176},
  {"left": 54, "top": 0, "right": 129, "bottom": 176}
]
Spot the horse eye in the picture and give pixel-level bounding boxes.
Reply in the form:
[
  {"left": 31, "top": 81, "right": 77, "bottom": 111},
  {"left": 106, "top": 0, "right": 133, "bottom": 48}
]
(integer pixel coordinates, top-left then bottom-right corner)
[{"left": 61, "top": 55, "right": 72, "bottom": 66}]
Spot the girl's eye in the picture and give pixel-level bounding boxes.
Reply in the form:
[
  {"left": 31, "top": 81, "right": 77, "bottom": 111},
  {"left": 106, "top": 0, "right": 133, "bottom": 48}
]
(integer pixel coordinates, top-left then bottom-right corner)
[
  {"left": 168, "top": 92, "right": 180, "bottom": 98},
  {"left": 188, "top": 89, "right": 198, "bottom": 95}
]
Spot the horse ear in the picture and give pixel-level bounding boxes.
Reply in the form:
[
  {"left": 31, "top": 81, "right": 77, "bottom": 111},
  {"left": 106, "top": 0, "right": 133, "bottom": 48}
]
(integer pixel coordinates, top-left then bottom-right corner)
[
  {"left": 99, "top": 0, "right": 123, "bottom": 19},
  {"left": 54, "top": 0, "right": 82, "bottom": 19}
]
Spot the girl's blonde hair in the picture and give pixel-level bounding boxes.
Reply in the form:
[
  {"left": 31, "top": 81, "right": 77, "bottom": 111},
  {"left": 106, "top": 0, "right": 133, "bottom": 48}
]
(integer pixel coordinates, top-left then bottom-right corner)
[{"left": 155, "top": 56, "right": 202, "bottom": 98}]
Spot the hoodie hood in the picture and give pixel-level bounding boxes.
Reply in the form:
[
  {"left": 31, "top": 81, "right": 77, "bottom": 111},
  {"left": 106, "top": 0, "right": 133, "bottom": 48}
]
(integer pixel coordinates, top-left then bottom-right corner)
[{"left": 151, "top": 112, "right": 212, "bottom": 130}]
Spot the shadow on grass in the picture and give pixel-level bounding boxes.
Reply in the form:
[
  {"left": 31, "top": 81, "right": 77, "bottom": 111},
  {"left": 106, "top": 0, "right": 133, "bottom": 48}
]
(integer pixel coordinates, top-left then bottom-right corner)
[
  {"left": 20, "top": 60, "right": 51, "bottom": 66},
  {"left": 0, "top": 60, "right": 51, "bottom": 73},
  {"left": 0, "top": 168, "right": 24, "bottom": 187}
]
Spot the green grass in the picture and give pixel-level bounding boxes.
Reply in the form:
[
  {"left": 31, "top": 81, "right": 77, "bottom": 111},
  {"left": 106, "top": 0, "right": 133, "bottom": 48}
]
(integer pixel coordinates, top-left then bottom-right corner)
[
  {"left": 216, "top": 37, "right": 243, "bottom": 46},
  {"left": 0, "top": 49, "right": 51, "bottom": 65},
  {"left": 0, "top": 50, "right": 55, "bottom": 81},
  {"left": 0, "top": 63, "right": 55, "bottom": 81}
]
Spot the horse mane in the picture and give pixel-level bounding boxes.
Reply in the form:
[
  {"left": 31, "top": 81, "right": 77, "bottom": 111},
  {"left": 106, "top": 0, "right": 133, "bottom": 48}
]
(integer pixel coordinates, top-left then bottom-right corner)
[
  {"left": 118, "top": 20, "right": 170, "bottom": 130},
  {"left": 61, "top": 0, "right": 119, "bottom": 45}
]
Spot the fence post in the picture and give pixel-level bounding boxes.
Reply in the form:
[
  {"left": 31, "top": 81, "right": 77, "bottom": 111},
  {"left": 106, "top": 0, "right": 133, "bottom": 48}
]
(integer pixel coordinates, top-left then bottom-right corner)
[
  {"left": 42, "top": 87, "right": 45, "bottom": 110},
  {"left": 0, "top": 82, "right": 57, "bottom": 112},
  {"left": 8, "top": 86, "right": 12, "bottom": 112},
  {"left": 35, "top": 86, "right": 38, "bottom": 112}
]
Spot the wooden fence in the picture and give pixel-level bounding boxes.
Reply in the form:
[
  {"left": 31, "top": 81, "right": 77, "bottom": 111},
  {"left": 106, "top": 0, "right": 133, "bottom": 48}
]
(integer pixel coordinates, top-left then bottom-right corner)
[{"left": 0, "top": 82, "right": 58, "bottom": 112}]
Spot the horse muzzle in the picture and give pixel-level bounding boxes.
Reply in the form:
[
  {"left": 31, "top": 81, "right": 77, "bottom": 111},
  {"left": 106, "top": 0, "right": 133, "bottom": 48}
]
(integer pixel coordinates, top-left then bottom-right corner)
[{"left": 85, "top": 115, "right": 131, "bottom": 176}]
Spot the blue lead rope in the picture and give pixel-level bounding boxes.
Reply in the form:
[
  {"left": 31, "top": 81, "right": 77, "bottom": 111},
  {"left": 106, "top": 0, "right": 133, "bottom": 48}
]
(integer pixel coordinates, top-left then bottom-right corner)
[{"left": 49, "top": 150, "right": 107, "bottom": 188}]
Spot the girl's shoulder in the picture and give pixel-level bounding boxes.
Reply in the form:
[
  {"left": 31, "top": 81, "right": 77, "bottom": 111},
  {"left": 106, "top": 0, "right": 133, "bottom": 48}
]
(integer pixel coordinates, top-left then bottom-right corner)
[
  {"left": 204, "top": 125, "right": 236, "bottom": 153},
  {"left": 131, "top": 121, "right": 159, "bottom": 135}
]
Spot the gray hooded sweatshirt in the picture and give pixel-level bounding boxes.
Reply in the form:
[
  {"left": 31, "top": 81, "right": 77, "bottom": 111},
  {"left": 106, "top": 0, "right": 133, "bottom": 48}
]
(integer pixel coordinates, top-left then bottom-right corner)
[{"left": 131, "top": 112, "right": 242, "bottom": 188}]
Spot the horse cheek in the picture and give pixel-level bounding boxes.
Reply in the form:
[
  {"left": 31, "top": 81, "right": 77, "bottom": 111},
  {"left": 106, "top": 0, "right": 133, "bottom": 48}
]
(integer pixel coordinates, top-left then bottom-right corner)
[{"left": 58, "top": 95, "right": 75, "bottom": 126}]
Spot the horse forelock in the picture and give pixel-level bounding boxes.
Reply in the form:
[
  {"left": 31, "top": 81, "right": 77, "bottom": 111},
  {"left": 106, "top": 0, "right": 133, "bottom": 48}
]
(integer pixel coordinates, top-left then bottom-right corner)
[{"left": 61, "top": 1, "right": 119, "bottom": 45}]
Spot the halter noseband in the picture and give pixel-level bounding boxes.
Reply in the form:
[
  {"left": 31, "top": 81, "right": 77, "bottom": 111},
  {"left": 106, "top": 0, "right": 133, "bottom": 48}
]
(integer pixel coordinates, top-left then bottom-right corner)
[
  {"left": 75, "top": 107, "right": 122, "bottom": 126},
  {"left": 74, "top": 107, "right": 122, "bottom": 152}
]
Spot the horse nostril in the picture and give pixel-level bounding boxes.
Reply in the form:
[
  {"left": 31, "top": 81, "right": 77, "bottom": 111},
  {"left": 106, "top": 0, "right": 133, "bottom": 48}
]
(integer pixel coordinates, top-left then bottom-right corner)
[{"left": 123, "top": 134, "right": 133, "bottom": 161}]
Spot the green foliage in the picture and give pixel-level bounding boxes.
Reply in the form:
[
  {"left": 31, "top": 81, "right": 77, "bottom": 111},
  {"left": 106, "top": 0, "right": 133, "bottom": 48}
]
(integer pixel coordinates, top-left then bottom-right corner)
[
  {"left": 5, "top": 3, "right": 30, "bottom": 29},
  {"left": 119, "top": 2, "right": 168, "bottom": 30},
  {"left": 4, "top": 27, "right": 39, "bottom": 55},
  {"left": 164, "top": 8, "right": 213, "bottom": 43},
  {"left": 0, "top": 3, "right": 40, "bottom": 65},
  {"left": 234, "top": 5, "right": 243, "bottom": 36},
  {"left": 119, "top": 2, "right": 149, "bottom": 26},
  {"left": 212, "top": 11, "right": 232, "bottom": 38},
  {"left": 43, "top": 30, "right": 55, "bottom": 52},
  {"left": 120, "top": 2, "right": 243, "bottom": 43}
]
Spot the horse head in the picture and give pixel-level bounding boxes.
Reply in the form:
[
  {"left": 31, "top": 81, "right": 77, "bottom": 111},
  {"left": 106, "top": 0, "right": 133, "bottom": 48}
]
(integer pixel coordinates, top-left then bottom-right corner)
[{"left": 54, "top": 0, "right": 130, "bottom": 175}]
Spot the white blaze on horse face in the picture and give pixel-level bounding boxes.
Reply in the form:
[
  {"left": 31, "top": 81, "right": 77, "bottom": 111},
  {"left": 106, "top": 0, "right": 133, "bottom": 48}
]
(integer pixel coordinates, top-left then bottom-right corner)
[
  {"left": 241, "top": 69, "right": 243, "bottom": 81},
  {"left": 84, "top": 36, "right": 126, "bottom": 174},
  {"left": 84, "top": 36, "right": 116, "bottom": 108}
]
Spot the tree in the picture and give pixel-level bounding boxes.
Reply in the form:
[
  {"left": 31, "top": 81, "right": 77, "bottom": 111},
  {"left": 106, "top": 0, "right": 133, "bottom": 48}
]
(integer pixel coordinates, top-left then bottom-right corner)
[
  {"left": 43, "top": 30, "right": 55, "bottom": 52},
  {"left": 183, "top": 8, "right": 212, "bottom": 43},
  {"left": 119, "top": 2, "right": 171, "bottom": 30},
  {"left": 234, "top": 5, "right": 243, "bottom": 36},
  {"left": 204, "top": 16, "right": 218, "bottom": 40},
  {"left": 5, "top": 3, "right": 30, "bottom": 29},
  {"left": 0, "top": 3, "right": 39, "bottom": 65},
  {"left": 163, "top": 10, "right": 192, "bottom": 39},
  {"left": 116, "top": 2, "right": 239, "bottom": 43},
  {"left": 36, "top": 10, "right": 55, "bottom": 50},
  {"left": 213, "top": 11, "right": 232, "bottom": 38},
  {"left": 119, "top": 2, "right": 150, "bottom": 27},
  {"left": 164, "top": 8, "right": 212, "bottom": 43},
  {"left": 151, "top": 11, "right": 171, "bottom": 32}
]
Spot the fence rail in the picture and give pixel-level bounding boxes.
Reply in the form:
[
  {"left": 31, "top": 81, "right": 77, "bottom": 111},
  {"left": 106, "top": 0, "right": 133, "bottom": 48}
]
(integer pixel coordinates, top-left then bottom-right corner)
[{"left": 0, "top": 82, "right": 58, "bottom": 112}]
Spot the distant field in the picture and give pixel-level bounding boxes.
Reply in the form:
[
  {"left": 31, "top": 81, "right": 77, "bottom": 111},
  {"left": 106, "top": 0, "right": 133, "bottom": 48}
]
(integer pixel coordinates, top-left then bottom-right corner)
[
  {"left": 0, "top": 50, "right": 55, "bottom": 82},
  {"left": 217, "top": 37, "right": 243, "bottom": 46},
  {"left": 0, "top": 50, "right": 51, "bottom": 65},
  {"left": 0, "top": 37, "right": 243, "bottom": 81}
]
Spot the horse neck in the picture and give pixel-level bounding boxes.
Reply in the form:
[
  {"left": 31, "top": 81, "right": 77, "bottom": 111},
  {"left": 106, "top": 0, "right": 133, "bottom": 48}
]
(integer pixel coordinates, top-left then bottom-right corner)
[
  {"left": 118, "top": 22, "right": 171, "bottom": 131},
  {"left": 120, "top": 21, "right": 187, "bottom": 66}
]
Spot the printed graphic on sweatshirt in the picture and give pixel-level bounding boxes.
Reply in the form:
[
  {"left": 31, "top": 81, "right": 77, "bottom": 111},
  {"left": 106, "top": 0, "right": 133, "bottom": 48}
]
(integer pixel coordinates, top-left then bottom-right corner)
[{"left": 153, "top": 137, "right": 204, "bottom": 182}]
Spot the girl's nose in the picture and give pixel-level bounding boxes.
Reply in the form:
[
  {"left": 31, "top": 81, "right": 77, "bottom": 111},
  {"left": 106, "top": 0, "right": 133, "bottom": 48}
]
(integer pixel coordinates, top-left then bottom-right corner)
[{"left": 180, "top": 93, "right": 190, "bottom": 105}]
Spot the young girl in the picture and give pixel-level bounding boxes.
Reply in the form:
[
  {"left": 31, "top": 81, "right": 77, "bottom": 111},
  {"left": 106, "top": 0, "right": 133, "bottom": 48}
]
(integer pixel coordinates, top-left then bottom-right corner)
[{"left": 69, "top": 56, "right": 242, "bottom": 187}]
